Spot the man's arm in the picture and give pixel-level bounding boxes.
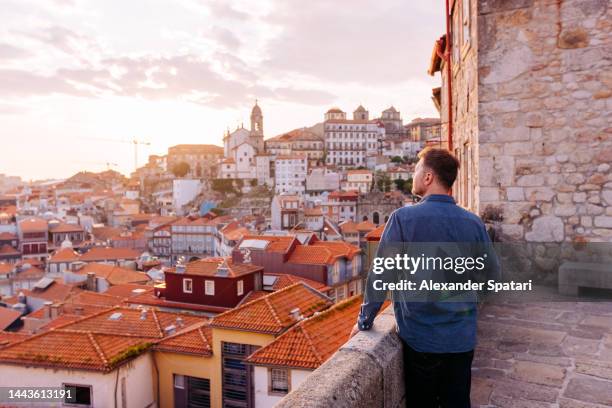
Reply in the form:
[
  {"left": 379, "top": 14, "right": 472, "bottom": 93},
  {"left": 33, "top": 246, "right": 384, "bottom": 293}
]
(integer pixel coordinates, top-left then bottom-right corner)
[{"left": 356, "top": 210, "right": 403, "bottom": 331}]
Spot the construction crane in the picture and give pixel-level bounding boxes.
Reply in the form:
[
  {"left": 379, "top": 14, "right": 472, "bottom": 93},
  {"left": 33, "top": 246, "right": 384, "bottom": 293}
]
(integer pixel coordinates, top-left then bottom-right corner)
[{"left": 80, "top": 137, "right": 151, "bottom": 171}]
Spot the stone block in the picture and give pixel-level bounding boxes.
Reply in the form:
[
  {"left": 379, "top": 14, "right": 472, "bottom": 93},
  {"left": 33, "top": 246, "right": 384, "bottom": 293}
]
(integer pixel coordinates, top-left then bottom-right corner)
[
  {"left": 594, "top": 216, "right": 612, "bottom": 228},
  {"left": 525, "top": 216, "right": 564, "bottom": 242},
  {"left": 506, "top": 187, "right": 525, "bottom": 201},
  {"left": 563, "top": 377, "right": 612, "bottom": 405},
  {"left": 510, "top": 361, "right": 566, "bottom": 387}
]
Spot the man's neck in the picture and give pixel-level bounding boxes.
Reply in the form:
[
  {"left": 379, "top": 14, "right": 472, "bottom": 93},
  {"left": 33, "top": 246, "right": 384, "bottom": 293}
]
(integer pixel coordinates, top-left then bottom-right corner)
[{"left": 421, "top": 187, "right": 452, "bottom": 198}]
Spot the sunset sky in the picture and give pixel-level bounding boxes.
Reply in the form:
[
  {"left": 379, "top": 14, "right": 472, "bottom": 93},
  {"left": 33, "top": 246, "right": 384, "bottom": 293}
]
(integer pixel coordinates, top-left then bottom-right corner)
[{"left": 0, "top": 0, "right": 443, "bottom": 181}]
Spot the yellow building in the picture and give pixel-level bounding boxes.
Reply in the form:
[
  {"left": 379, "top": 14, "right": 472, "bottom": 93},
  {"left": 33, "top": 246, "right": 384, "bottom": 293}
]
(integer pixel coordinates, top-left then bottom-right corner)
[{"left": 153, "top": 282, "right": 332, "bottom": 408}]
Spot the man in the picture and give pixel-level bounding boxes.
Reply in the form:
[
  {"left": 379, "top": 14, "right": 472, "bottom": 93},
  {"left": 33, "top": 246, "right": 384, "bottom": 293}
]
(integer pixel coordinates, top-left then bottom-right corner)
[{"left": 350, "top": 147, "right": 499, "bottom": 408}]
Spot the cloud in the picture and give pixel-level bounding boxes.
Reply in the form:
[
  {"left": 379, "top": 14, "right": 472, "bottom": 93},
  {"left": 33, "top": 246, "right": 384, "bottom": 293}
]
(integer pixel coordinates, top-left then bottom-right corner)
[
  {"left": 206, "top": 2, "right": 251, "bottom": 20},
  {"left": 210, "top": 26, "right": 242, "bottom": 50},
  {"left": 0, "top": 43, "right": 29, "bottom": 60},
  {"left": 262, "top": 0, "right": 442, "bottom": 84}
]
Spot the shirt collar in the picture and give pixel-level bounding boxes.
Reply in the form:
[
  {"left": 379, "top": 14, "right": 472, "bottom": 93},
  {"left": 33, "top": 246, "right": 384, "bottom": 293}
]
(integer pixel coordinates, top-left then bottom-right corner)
[{"left": 419, "top": 194, "right": 456, "bottom": 204}]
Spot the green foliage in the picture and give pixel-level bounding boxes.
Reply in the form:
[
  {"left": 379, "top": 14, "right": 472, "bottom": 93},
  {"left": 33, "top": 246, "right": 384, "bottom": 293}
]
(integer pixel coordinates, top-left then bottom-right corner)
[
  {"left": 390, "top": 156, "right": 404, "bottom": 164},
  {"left": 249, "top": 179, "right": 258, "bottom": 187},
  {"left": 212, "top": 178, "right": 237, "bottom": 194},
  {"left": 171, "top": 162, "right": 190, "bottom": 178}
]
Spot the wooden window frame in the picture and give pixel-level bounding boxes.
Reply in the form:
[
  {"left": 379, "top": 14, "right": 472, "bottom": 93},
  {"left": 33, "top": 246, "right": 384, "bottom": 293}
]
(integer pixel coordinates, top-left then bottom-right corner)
[
  {"left": 183, "top": 278, "right": 193, "bottom": 294},
  {"left": 268, "top": 367, "right": 291, "bottom": 396},
  {"left": 205, "top": 279, "right": 215, "bottom": 296}
]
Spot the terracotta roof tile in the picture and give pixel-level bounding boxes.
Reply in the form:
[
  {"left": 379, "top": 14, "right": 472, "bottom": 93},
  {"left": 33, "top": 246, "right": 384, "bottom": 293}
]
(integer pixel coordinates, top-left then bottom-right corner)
[
  {"left": 167, "top": 257, "right": 263, "bottom": 278},
  {"left": 268, "top": 274, "right": 331, "bottom": 293},
  {"left": 154, "top": 322, "right": 212, "bottom": 356},
  {"left": 75, "top": 263, "right": 150, "bottom": 286},
  {"left": 245, "top": 296, "right": 364, "bottom": 369},
  {"left": 80, "top": 247, "right": 140, "bottom": 262},
  {"left": 365, "top": 224, "right": 385, "bottom": 240},
  {"left": 103, "top": 284, "right": 154, "bottom": 299},
  {"left": 246, "top": 298, "right": 390, "bottom": 370},
  {"left": 0, "top": 329, "right": 151, "bottom": 372},
  {"left": 48, "top": 247, "right": 81, "bottom": 263},
  {"left": 0, "top": 331, "right": 30, "bottom": 348},
  {"left": 211, "top": 283, "right": 332, "bottom": 335},
  {"left": 0, "top": 245, "right": 19, "bottom": 256},
  {"left": 18, "top": 217, "right": 48, "bottom": 232},
  {"left": 0, "top": 308, "right": 22, "bottom": 330}
]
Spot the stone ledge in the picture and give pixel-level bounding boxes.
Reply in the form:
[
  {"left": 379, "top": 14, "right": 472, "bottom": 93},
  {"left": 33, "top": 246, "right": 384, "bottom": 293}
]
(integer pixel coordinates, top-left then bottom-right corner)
[{"left": 275, "top": 307, "right": 405, "bottom": 408}]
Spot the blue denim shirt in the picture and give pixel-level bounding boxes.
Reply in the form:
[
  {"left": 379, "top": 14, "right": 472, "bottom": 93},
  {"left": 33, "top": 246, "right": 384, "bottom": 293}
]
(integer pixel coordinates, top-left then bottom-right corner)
[{"left": 357, "top": 194, "right": 500, "bottom": 353}]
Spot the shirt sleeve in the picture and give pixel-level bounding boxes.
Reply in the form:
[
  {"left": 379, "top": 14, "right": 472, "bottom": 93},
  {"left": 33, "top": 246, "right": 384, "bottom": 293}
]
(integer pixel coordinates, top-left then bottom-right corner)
[{"left": 357, "top": 210, "right": 403, "bottom": 330}]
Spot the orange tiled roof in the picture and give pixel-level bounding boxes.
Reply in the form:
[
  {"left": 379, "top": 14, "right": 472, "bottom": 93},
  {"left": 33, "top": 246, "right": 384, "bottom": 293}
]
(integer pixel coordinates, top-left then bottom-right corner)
[
  {"left": 365, "top": 224, "right": 385, "bottom": 241},
  {"left": 103, "top": 284, "right": 154, "bottom": 299},
  {"left": 48, "top": 221, "right": 84, "bottom": 233},
  {"left": 304, "top": 207, "right": 323, "bottom": 217},
  {"left": 239, "top": 290, "right": 269, "bottom": 305},
  {"left": 0, "top": 308, "right": 22, "bottom": 330},
  {"left": 0, "top": 232, "right": 17, "bottom": 240},
  {"left": 241, "top": 235, "right": 296, "bottom": 253},
  {"left": 91, "top": 226, "right": 122, "bottom": 241},
  {"left": 245, "top": 295, "right": 362, "bottom": 369},
  {"left": 66, "top": 291, "right": 124, "bottom": 307},
  {"left": 18, "top": 217, "right": 47, "bottom": 232},
  {"left": 288, "top": 241, "right": 360, "bottom": 265},
  {"left": 269, "top": 273, "right": 330, "bottom": 292},
  {"left": 0, "top": 329, "right": 151, "bottom": 372},
  {"left": 80, "top": 247, "right": 140, "bottom": 261},
  {"left": 76, "top": 263, "right": 150, "bottom": 286},
  {"left": 0, "top": 331, "right": 30, "bottom": 348},
  {"left": 12, "top": 266, "right": 44, "bottom": 281},
  {"left": 355, "top": 220, "right": 376, "bottom": 232},
  {"left": 339, "top": 220, "right": 358, "bottom": 234},
  {"left": 0, "top": 262, "right": 12, "bottom": 274},
  {"left": 27, "top": 281, "right": 82, "bottom": 303},
  {"left": 166, "top": 257, "right": 262, "bottom": 278},
  {"left": 154, "top": 322, "right": 212, "bottom": 356},
  {"left": 56, "top": 307, "right": 205, "bottom": 339},
  {"left": 211, "top": 283, "right": 332, "bottom": 335},
  {"left": 48, "top": 247, "right": 81, "bottom": 263}
]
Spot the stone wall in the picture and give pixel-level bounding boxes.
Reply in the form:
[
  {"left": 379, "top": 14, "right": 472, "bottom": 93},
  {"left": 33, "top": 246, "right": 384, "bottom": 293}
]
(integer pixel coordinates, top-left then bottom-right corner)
[
  {"left": 275, "top": 306, "right": 405, "bottom": 408},
  {"left": 474, "top": 0, "right": 611, "bottom": 242}
]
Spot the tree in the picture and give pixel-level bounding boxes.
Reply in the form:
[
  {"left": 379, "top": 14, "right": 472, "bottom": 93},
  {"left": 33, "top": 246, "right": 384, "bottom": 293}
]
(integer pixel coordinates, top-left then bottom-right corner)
[
  {"left": 404, "top": 177, "right": 413, "bottom": 194},
  {"left": 390, "top": 156, "right": 404, "bottom": 164},
  {"left": 393, "top": 178, "right": 404, "bottom": 191},
  {"left": 211, "top": 179, "right": 236, "bottom": 194},
  {"left": 249, "top": 179, "right": 258, "bottom": 187},
  {"left": 171, "top": 162, "right": 190, "bottom": 178},
  {"left": 377, "top": 175, "right": 392, "bottom": 192}
]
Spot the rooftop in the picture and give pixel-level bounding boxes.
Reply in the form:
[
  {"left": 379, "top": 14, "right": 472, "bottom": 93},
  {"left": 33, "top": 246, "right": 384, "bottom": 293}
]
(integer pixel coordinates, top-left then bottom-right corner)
[
  {"left": 211, "top": 282, "right": 332, "bottom": 335},
  {"left": 166, "top": 257, "right": 263, "bottom": 278},
  {"left": 246, "top": 295, "right": 363, "bottom": 369}
]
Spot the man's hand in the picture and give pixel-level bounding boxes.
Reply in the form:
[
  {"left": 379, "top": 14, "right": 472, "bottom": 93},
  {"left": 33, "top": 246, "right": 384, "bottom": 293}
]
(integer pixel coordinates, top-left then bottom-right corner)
[{"left": 349, "top": 324, "right": 359, "bottom": 339}]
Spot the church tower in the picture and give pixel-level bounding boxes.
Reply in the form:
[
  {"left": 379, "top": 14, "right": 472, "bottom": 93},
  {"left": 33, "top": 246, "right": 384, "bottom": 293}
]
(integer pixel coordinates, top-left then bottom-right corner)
[{"left": 250, "top": 100, "right": 263, "bottom": 137}]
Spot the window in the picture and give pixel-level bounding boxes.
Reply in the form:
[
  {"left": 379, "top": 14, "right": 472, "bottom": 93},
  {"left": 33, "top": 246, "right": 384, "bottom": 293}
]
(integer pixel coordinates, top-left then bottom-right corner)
[
  {"left": 336, "top": 286, "right": 346, "bottom": 301},
  {"left": 174, "top": 374, "right": 185, "bottom": 389},
  {"left": 63, "top": 384, "right": 92, "bottom": 406},
  {"left": 237, "top": 280, "right": 244, "bottom": 296},
  {"left": 269, "top": 368, "right": 289, "bottom": 395},
  {"left": 183, "top": 278, "right": 193, "bottom": 293},
  {"left": 205, "top": 280, "right": 215, "bottom": 296}
]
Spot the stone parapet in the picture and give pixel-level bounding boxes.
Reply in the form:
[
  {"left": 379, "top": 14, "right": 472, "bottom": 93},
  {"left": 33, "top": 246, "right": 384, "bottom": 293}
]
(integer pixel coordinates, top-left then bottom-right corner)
[{"left": 275, "top": 306, "right": 405, "bottom": 408}]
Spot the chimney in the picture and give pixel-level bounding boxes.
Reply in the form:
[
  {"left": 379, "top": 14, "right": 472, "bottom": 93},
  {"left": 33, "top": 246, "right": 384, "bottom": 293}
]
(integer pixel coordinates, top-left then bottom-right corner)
[
  {"left": 176, "top": 317, "right": 184, "bottom": 327},
  {"left": 50, "top": 304, "right": 61, "bottom": 319},
  {"left": 164, "top": 325, "right": 176, "bottom": 336},
  {"left": 140, "top": 308, "right": 148, "bottom": 320},
  {"left": 176, "top": 264, "right": 185, "bottom": 274},
  {"left": 17, "top": 291, "right": 26, "bottom": 305},
  {"left": 74, "top": 306, "right": 84, "bottom": 316},
  {"left": 86, "top": 272, "right": 97, "bottom": 291},
  {"left": 43, "top": 301, "right": 53, "bottom": 319},
  {"left": 289, "top": 307, "right": 302, "bottom": 321}
]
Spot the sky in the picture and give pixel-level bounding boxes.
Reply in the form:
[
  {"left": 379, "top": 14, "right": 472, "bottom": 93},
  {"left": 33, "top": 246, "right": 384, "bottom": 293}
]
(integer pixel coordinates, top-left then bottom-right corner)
[{"left": 0, "top": 0, "right": 443, "bottom": 181}]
